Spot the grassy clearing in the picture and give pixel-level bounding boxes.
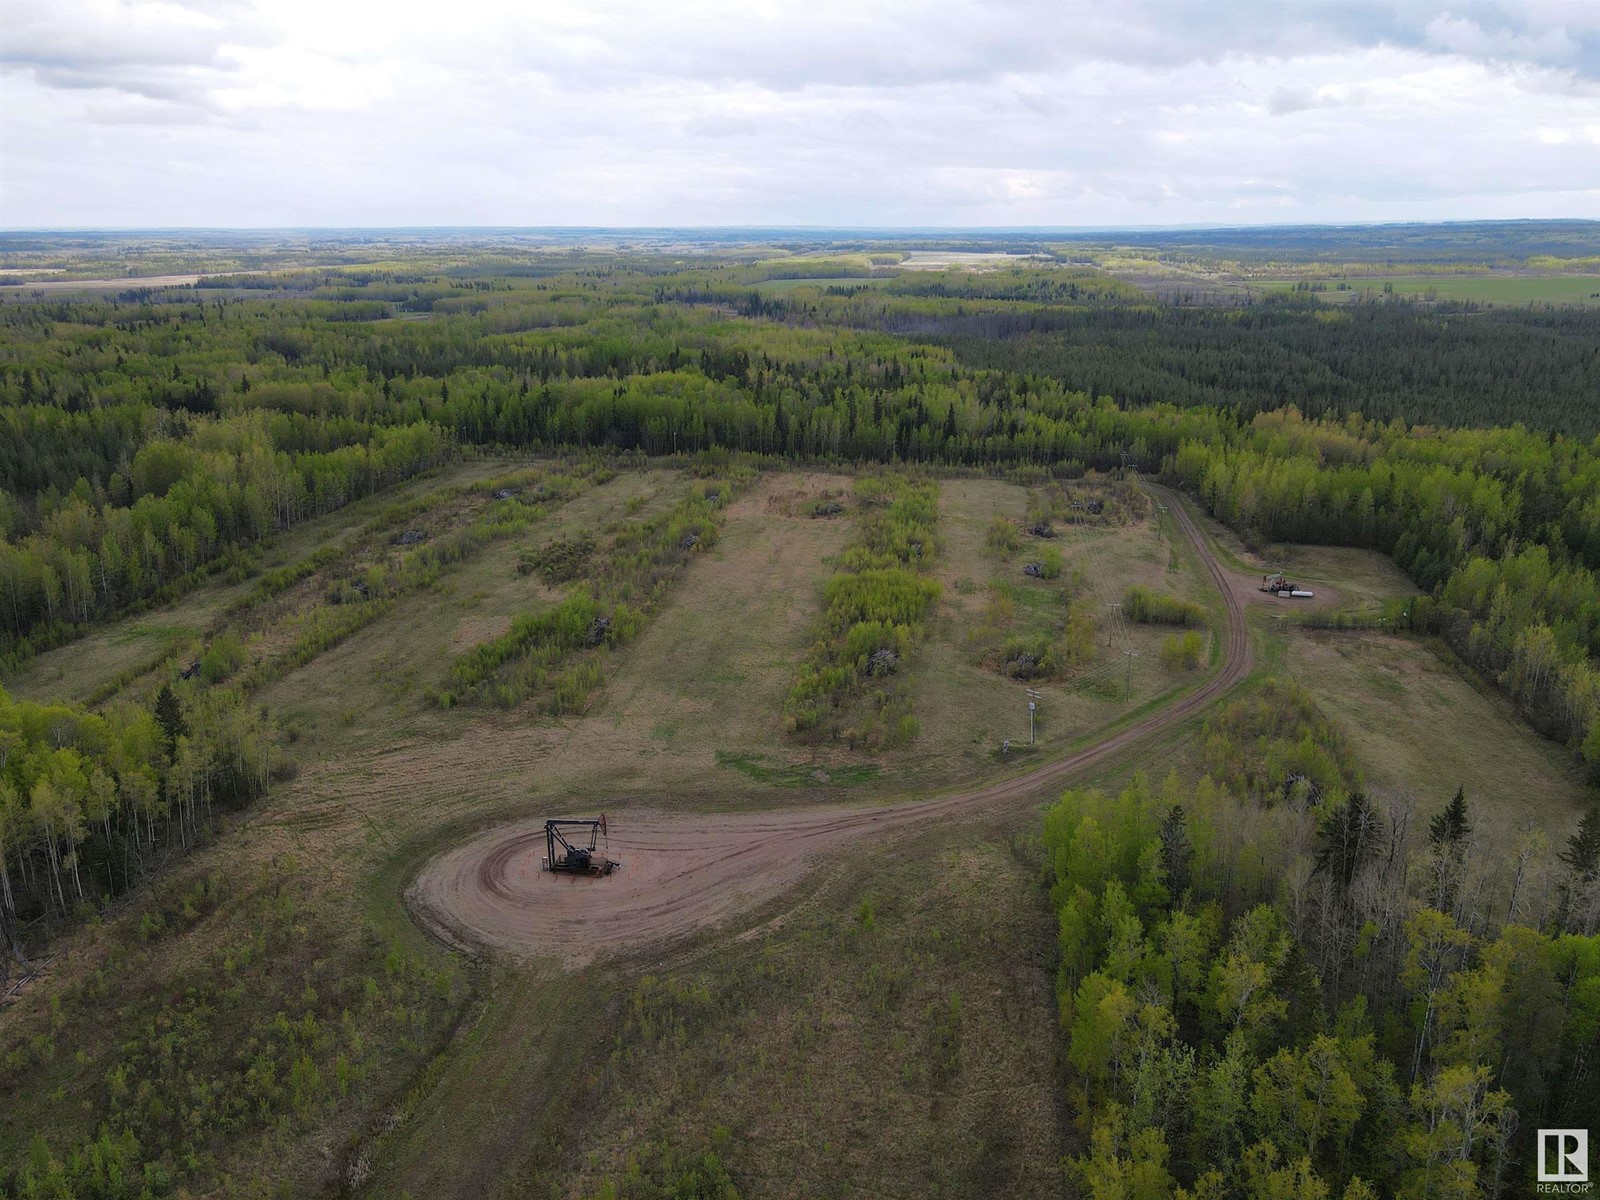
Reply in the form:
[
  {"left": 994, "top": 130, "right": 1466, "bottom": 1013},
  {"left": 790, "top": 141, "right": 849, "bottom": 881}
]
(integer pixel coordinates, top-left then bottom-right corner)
[
  {"left": 907, "top": 477, "right": 1213, "bottom": 786},
  {"left": 349, "top": 965, "right": 614, "bottom": 1200},
  {"left": 521, "top": 472, "right": 860, "bottom": 805},
  {"left": 0, "top": 589, "right": 248, "bottom": 705},
  {"left": 258, "top": 469, "right": 682, "bottom": 761},
  {"left": 1261, "top": 543, "right": 1416, "bottom": 612},
  {"left": 10, "top": 464, "right": 1488, "bottom": 1199},
  {"left": 435, "top": 470, "right": 749, "bottom": 711},
  {"left": 249, "top": 469, "right": 855, "bottom": 833},
  {"left": 232, "top": 463, "right": 612, "bottom": 702},
  {"left": 361, "top": 822, "right": 1070, "bottom": 1200},
  {"left": 1191, "top": 501, "right": 1418, "bottom": 621},
  {"left": 0, "top": 465, "right": 678, "bottom": 1197},
  {"left": 1284, "top": 631, "right": 1592, "bottom": 839},
  {"left": 567, "top": 828, "right": 1068, "bottom": 1200}
]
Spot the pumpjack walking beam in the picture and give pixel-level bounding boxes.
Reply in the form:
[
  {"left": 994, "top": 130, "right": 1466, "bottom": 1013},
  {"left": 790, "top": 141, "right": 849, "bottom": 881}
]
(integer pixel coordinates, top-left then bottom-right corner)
[{"left": 542, "top": 816, "right": 619, "bottom": 876}]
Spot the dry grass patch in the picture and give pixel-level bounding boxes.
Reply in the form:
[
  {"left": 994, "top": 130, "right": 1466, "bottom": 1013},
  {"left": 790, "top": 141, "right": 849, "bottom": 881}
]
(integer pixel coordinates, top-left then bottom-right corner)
[
  {"left": 1287, "top": 631, "right": 1591, "bottom": 840},
  {"left": 553, "top": 828, "right": 1069, "bottom": 1200}
]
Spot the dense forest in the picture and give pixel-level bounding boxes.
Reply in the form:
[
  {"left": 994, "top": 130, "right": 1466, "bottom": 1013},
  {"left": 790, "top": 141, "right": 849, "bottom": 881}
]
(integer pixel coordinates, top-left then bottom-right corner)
[
  {"left": 943, "top": 303, "right": 1600, "bottom": 435},
  {"left": 1048, "top": 698, "right": 1600, "bottom": 1198},
  {"left": 3, "top": 238, "right": 1600, "bottom": 1196}
]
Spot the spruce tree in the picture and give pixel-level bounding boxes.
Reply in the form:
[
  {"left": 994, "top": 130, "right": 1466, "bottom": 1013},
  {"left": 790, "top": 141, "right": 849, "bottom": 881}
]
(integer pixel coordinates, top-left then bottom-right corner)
[
  {"left": 1314, "top": 792, "right": 1384, "bottom": 897},
  {"left": 153, "top": 683, "right": 187, "bottom": 762},
  {"left": 1429, "top": 787, "right": 1472, "bottom": 848},
  {"left": 1158, "top": 804, "right": 1193, "bottom": 897},
  {"left": 1561, "top": 803, "right": 1600, "bottom": 883}
]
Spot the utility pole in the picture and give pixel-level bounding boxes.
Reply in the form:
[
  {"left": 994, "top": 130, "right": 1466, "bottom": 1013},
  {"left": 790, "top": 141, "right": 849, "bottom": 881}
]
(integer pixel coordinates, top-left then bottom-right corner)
[{"left": 1027, "top": 689, "right": 1041, "bottom": 744}]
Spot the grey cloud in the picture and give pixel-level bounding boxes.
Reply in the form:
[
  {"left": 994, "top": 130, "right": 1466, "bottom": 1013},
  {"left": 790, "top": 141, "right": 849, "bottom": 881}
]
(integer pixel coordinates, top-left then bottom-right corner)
[
  {"left": 256, "top": 1, "right": 1600, "bottom": 99},
  {"left": 1268, "top": 87, "right": 1320, "bottom": 116},
  {"left": 0, "top": 0, "right": 269, "bottom": 113},
  {"left": 1266, "top": 86, "right": 1364, "bottom": 117},
  {"left": 3, "top": 0, "right": 1599, "bottom": 227}
]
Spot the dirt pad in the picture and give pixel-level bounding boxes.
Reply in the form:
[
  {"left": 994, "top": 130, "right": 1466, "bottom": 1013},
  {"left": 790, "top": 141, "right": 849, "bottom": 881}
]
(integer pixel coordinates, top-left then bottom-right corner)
[
  {"left": 410, "top": 809, "right": 873, "bottom": 965},
  {"left": 408, "top": 487, "right": 1252, "bottom": 968}
]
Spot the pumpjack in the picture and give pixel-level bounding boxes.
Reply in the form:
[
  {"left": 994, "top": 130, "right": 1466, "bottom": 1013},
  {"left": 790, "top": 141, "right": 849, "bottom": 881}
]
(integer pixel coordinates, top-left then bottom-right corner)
[{"left": 542, "top": 815, "right": 619, "bottom": 876}]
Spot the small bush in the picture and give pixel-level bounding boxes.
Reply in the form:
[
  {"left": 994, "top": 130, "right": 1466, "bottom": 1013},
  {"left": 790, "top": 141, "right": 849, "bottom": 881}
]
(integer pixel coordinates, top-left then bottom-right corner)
[
  {"left": 199, "top": 633, "right": 246, "bottom": 683},
  {"left": 986, "top": 516, "right": 1020, "bottom": 556},
  {"left": 1124, "top": 585, "right": 1205, "bottom": 626},
  {"left": 519, "top": 533, "right": 596, "bottom": 583},
  {"left": 1160, "top": 630, "right": 1205, "bottom": 671}
]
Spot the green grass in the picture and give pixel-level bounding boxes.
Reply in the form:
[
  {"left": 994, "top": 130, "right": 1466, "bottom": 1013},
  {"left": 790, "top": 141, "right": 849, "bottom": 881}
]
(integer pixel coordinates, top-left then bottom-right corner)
[{"left": 714, "top": 750, "right": 881, "bottom": 788}]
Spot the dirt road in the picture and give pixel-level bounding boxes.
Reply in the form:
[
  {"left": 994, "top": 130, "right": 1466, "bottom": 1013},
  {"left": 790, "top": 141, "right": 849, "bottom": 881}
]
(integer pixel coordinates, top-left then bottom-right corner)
[{"left": 406, "top": 487, "right": 1252, "bottom": 966}]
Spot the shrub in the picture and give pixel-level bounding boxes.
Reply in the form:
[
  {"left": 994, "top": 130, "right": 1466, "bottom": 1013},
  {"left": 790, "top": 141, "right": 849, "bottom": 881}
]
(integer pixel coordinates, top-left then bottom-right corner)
[
  {"left": 999, "top": 633, "right": 1055, "bottom": 679},
  {"left": 786, "top": 477, "right": 941, "bottom": 744},
  {"left": 1125, "top": 585, "right": 1206, "bottom": 626},
  {"left": 1160, "top": 630, "right": 1205, "bottom": 671},
  {"left": 986, "top": 516, "right": 1020, "bottom": 556},
  {"left": 1061, "top": 597, "right": 1097, "bottom": 669},
  {"left": 520, "top": 533, "right": 596, "bottom": 583},
  {"left": 199, "top": 632, "right": 246, "bottom": 683}
]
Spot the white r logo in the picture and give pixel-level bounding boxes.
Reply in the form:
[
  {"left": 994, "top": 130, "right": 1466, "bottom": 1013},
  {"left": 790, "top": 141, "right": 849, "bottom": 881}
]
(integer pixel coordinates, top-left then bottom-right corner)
[{"left": 1540, "top": 1129, "right": 1589, "bottom": 1183}]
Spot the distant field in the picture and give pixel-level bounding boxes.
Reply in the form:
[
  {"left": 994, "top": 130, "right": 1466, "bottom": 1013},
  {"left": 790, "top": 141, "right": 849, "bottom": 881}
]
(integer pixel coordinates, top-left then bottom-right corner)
[
  {"left": 897, "top": 251, "right": 1054, "bottom": 270},
  {"left": 1258, "top": 273, "right": 1600, "bottom": 306},
  {"left": 751, "top": 253, "right": 1057, "bottom": 294}
]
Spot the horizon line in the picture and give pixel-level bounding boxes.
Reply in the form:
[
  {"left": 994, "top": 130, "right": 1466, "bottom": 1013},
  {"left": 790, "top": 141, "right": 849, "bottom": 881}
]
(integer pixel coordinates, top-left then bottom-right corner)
[{"left": 4, "top": 217, "right": 1600, "bottom": 238}]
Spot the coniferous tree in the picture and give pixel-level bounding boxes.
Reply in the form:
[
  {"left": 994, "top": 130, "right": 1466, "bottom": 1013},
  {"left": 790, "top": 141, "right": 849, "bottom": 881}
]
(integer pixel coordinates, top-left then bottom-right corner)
[
  {"left": 1314, "top": 793, "right": 1384, "bottom": 899},
  {"left": 1557, "top": 803, "right": 1600, "bottom": 933},
  {"left": 153, "top": 683, "right": 187, "bottom": 763},
  {"left": 1158, "top": 804, "right": 1193, "bottom": 898},
  {"left": 1561, "top": 804, "right": 1600, "bottom": 882},
  {"left": 1427, "top": 787, "right": 1474, "bottom": 915},
  {"left": 1428, "top": 787, "right": 1472, "bottom": 849}
]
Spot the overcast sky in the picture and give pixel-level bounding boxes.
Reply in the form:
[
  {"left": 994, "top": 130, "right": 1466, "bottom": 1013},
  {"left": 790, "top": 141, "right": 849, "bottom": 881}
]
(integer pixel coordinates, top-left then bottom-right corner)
[{"left": 2, "top": 0, "right": 1598, "bottom": 229}]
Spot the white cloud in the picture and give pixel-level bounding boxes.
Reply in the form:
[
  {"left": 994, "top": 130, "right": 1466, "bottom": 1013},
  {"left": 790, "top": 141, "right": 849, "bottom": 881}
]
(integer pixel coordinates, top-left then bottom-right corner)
[{"left": 1, "top": 0, "right": 1598, "bottom": 226}]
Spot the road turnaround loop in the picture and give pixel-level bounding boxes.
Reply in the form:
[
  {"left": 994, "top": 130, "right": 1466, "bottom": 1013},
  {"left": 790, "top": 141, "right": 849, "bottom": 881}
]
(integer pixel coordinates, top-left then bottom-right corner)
[{"left": 406, "top": 487, "right": 1253, "bottom": 967}]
